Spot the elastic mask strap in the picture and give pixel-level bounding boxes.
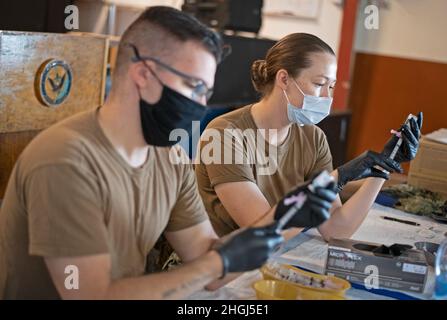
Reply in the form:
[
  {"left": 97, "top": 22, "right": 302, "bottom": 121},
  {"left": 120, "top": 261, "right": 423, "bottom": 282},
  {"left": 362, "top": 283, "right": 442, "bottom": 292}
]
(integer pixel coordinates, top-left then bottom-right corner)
[
  {"left": 137, "top": 61, "right": 165, "bottom": 104},
  {"left": 144, "top": 63, "right": 163, "bottom": 87},
  {"left": 282, "top": 89, "right": 291, "bottom": 104},
  {"left": 137, "top": 63, "right": 165, "bottom": 101},
  {"left": 293, "top": 80, "right": 306, "bottom": 97}
]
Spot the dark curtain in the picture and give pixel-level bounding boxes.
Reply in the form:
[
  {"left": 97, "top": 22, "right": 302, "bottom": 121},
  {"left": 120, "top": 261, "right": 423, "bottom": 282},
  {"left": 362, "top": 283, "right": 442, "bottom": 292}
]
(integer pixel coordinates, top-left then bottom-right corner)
[{"left": 0, "top": 0, "right": 74, "bottom": 33}]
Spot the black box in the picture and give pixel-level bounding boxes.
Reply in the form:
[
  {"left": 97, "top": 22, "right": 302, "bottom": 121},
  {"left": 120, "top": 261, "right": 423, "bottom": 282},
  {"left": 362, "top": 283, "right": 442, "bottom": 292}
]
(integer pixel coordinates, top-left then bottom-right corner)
[
  {"left": 182, "top": 0, "right": 263, "bottom": 34},
  {"left": 325, "top": 238, "right": 428, "bottom": 294}
]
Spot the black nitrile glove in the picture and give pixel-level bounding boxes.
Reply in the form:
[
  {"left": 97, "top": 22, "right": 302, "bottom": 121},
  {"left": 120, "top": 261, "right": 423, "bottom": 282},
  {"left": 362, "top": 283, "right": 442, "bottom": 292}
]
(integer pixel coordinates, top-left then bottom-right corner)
[
  {"left": 382, "top": 112, "right": 423, "bottom": 163},
  {"left": 336, "top": 151, "right": 403, "bottom": 192},
  {"left": 215, "top": 225, "right": 283, "bottom": 278},
  {"left": 273, "top": 177, "right": 337, "bottom": 229}
]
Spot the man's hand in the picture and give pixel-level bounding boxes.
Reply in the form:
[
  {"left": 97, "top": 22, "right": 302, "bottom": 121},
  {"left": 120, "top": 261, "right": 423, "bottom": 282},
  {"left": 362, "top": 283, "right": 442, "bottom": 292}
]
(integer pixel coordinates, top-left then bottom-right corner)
[
  {"left": 336, "top": 151, "right": 402, "bottom": 192},
  {"left": 382, "top": 112, "right": 423, "bottom": 163},
  {"left": 214, "top": 226, "right": 283, "bottom": 278},
  {"left": 273, "top": 175, "right": 337, "bottom": 229}
]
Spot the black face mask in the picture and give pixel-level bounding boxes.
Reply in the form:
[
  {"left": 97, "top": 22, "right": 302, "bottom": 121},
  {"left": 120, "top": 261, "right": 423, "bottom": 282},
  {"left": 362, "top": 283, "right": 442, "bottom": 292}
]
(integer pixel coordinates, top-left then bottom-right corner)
[{"left": 139, "top": 83, "right": 207, "bottom": 147}]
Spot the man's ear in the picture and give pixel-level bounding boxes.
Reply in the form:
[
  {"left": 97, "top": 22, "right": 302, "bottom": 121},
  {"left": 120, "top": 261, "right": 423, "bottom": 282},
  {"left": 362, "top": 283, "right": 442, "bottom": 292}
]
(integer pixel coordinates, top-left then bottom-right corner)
[
  {"left": 129, "top": 61, "right": 154, "bottom": 89},
  {"left": 275, "top": 69, "right": 289, "bottom": 91}
]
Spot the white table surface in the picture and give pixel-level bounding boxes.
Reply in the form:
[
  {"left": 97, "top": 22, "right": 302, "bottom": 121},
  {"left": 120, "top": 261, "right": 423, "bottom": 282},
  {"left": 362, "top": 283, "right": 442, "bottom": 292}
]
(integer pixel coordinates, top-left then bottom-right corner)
[{"left": 188, "top": 203, "right": 447, "bottom": 300}]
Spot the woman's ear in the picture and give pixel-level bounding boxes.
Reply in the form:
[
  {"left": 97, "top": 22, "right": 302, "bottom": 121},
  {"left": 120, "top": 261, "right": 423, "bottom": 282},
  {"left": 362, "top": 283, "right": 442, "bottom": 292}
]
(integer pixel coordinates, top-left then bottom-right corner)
[{"left": 275, "top": 69, "right": 289, "bottom": 91}]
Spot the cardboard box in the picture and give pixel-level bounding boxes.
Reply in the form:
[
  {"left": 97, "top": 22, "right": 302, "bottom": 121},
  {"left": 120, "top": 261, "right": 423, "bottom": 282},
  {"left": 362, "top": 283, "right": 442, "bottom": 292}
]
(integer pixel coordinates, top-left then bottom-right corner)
[
  {"left": 407, "top": 174, "right": 447, "bottom": 198},
  {"left": 325, "top": 238, "right": 428, "bottom": 294},
  {"left": 408, "top": 137, "right": 447, "bottom": 197}
]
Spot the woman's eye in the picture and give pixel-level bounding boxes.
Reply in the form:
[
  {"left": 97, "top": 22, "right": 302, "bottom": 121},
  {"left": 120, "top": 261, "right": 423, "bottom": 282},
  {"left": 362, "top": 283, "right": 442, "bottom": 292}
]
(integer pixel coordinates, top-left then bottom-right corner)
[{"left": 314, "top": 83, "right": 325, "bottom": 87}]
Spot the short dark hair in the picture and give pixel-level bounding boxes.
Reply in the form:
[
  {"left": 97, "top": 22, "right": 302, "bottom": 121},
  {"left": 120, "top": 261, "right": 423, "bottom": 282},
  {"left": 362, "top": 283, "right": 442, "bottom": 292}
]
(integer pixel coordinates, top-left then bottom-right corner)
[
  {"left": 114, "top": 6, "right": 224, "bottom": 78},
  {"left": 251, "top": 33, "right": 335, "bottom": 96},
  {"left": 136, "top": 6, "right": 224, "bottom": 63}
]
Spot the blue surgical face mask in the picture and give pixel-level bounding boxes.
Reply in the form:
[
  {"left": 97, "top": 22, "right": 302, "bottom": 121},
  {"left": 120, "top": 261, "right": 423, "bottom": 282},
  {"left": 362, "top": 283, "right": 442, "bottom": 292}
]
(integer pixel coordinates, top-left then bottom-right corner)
[{"left": 283, "top": 81, "right": 332, "bottom": 126}]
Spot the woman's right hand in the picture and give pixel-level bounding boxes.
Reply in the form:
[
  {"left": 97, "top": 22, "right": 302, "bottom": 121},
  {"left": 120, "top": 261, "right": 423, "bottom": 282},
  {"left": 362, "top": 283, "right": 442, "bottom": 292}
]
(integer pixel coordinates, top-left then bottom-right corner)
[{"left": 336, "top": 150, "right": 403, "bottom": 192}]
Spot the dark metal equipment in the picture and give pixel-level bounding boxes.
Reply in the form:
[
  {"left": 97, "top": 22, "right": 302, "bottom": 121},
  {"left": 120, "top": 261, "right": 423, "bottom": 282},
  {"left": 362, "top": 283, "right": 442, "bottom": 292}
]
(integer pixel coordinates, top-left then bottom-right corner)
[{"left": 182, "top": 0, "right": 263, "bottom": 34}]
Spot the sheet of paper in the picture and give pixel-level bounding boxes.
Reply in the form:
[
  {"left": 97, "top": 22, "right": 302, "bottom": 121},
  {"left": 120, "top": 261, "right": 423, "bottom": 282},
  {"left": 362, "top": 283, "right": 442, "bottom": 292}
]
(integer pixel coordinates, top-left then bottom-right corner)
[
  {"left": 274, "top": 233, "right": 328, "bottom": 274},
  {"left": 351, "top": 204, "right": 447, "bottom": 246}
]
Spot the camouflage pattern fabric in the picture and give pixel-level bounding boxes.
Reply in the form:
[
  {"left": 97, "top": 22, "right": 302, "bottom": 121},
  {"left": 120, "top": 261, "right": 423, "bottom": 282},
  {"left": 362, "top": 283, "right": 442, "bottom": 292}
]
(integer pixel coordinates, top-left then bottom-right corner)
[
  {"left": 146, "top": 236, "right": 182, "bottom": 273},
  {"left": 382, "top": 184, "right": 447, "bottom": 219}
]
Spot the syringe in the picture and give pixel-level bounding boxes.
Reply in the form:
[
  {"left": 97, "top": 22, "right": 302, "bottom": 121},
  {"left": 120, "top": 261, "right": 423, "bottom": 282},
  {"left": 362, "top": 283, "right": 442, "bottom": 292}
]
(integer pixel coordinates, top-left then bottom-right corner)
[
  {"left": 275, "top": 170, "right": 334, "bottom": 231},
  {"left": 374, "top": 113, "right": 418, "bottom": 175}
]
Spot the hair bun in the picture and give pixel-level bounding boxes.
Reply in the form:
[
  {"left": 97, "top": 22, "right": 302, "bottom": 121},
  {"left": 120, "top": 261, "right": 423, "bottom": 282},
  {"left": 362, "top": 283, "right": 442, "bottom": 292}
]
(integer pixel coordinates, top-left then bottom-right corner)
[{"left": 251, "top": 59, "right": 268, "bottom": 93}]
